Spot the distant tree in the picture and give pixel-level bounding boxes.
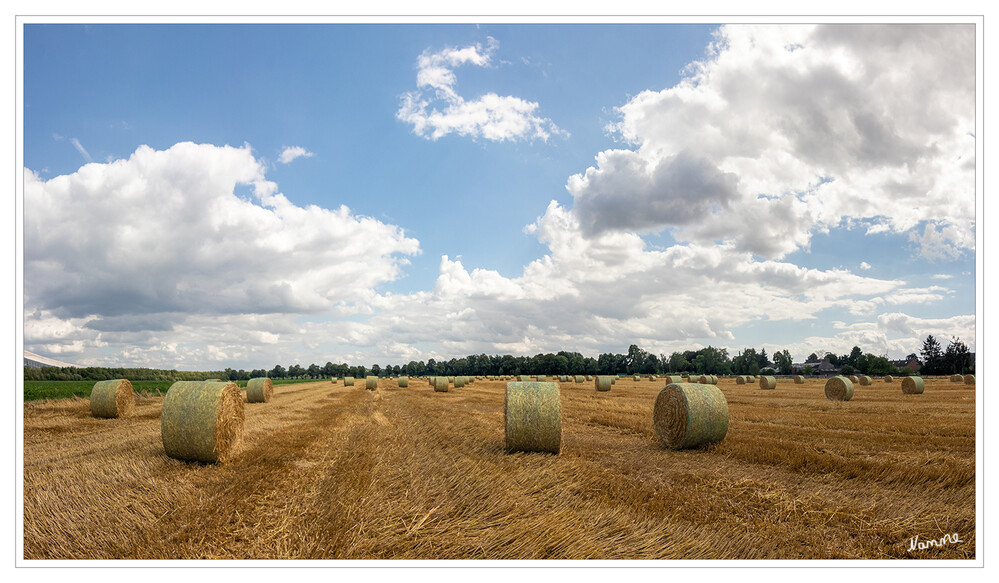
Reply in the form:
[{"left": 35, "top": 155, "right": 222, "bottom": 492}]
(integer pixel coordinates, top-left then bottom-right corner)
[
  {"left": 667, "top": 352, "right": 691, "bottom": 373},
  {"left": 807, "top": 352, "right": 819, "bottom": 362},
  {"left": 269, "top": 364, "right": 287, "bottom": 378},
  {"left": 307, "top": 364, "right": 321, "bottom": 378},
  {"left": 370, "top": 364, "right": 381, "bottom": 377},
  {"left": 920, "top": 335, "right": 944, "bottom": 375},
  {"left": 288, "top": 364, "right": 304, "bottom": 378},
  {"left": 803, "top": 365, "right": 815, "bottom": 376},
  {"left": 773, "top": 349, "right": 793, "bottom": 375},
  {"left": 825, "top": 352, "right": 839, "bottom": 366},
  {"left": 942, "top": 337, "right": 972, "bottom": 375},
  {"left": 322, "top": 362, "right": 336, "bottom": 378},
  {"left": 839, "top": 364, "right": 855, "bottom": 376}
]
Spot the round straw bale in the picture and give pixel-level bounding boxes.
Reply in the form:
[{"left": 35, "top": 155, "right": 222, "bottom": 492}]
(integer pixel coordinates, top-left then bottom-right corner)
[
  {"left": 857, "top": 376, "right": 871, "bottom": 386},
  {"left": 594, "top": 375, "right": 612, "bottom": 392},
  {"left": 663, "top": 375, "right": 684, "bottom": 384},
  {"left": 964, "top": 374, "right": 975, "bottom": 386},
  {"left": 884, "top": 375, "right": 894, "bottom": 383},
  {"left": 161, "top": 381, "right": 244, "bottom": 463},
  {"left": 365, "top": 376, "right": 377, "bottom": 390},
  {"left": 246, "top": 377, "right": 274, "bottom": 403},
  {"left": 574, "top": 375, "right": 585, "bottom": 383},
  {"left": 633, "top": 375, "right": 640, "bottom": 381},
  {"left": 824, "top": 376, "right": 854, "bottom": 401},
  {"left": 344, "top": 376, "right": 355, "bottom": 386},
  {"left": 759, "top": 376, "right": 777, "bottom": 390},
  {"left": 586, "top": 375, "right": 593, "bottom": 381},
  {"left": 398, "top": 377, "right": 409, "bottom": 388},
  {"left": 793, "top": 375, "right": 805, "bottom": 384},
  {"left": 90, "top": 379, "right": 134, "bottom": 418},
  {"left": 735, "top": 375, "right": 747, "bottom": 385},
  {"left": 455, "top": 376, "right": 467, "bottom": 388},
  {"left": 611, "top": 377, "right": 617, "bottom": 384},
  {"left": 848, "top": 375, "right": 859, "bottom": 383},
  {"left": 653, "top": 383, "right": 729, "bottom": 450},
  {"left": 433, "top": 377, "right": 449, "bottom": 392},
  {"left": 950, "top": 374, "right": 963, "bottom": 383},
  {"left": 505, "top": 382, "right": 561, "bottom": 454},
  {"left": 519, "top": 375, "right": 530, "bottom": 381},
  {"left": 902, "top": 376, "right": 925, "bottom": 394}
]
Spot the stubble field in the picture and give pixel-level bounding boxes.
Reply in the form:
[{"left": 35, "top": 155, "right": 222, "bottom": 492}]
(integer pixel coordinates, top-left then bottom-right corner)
[{"left": 22, "top": 376, "right": 976, "bottom": 560}]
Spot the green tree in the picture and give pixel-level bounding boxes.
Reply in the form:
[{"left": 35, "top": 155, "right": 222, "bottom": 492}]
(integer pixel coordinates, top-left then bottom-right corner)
[
  {"left": 773, "top": 349, "right": 793, "bottom": 375},
  {"left": 920, "top": 335, "right": 943, "bottom": 375}
]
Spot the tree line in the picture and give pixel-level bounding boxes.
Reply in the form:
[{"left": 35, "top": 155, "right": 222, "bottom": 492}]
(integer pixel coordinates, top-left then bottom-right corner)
[{"left": 24, "top": 335, "right": 973, "bottom": 382}]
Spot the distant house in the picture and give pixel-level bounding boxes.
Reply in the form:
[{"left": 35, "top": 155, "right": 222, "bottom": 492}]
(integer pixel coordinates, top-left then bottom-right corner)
[
  {"left": 890, "top": 358, "right": 921, "bottom": 373},
  {"left": 793, "top": 358, "right": 838, "bottom": 376},
  {"left": 23, "top": 350, "right": 79, "bottom": 369}
]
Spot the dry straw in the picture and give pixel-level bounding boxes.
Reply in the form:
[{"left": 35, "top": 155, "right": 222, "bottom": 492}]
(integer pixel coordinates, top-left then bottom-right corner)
[
  {"left": 161, "top": 381, "right": 244, "bottom": 463},
  {"left": 653, "top": 382, "right": 729, "bottom": 450},
  {"left": 825, "top": 376, "right": 854, "bottom": 401},
  {"left": 246, "top": 377, "right": 274, "bottom": 403},
  {"left": 902, "top": 376, "right": 925, "bottom": 395},
  {"left": 90, "top": 379, "right": 134, "bottom": 419},
  {"left": 505, "top": 382, "right": 561, "bottom": 454},
  {"left": 398, "top": 377, "right": 409, "bottom": 388},
  {"left": 365, "top": 376, "right": 377, "bottom": 390},
  {"left": 433, "top": 377, "right": 449, "bottom": 392},
  {"left": 859, "top": 376, "right": 872, "bottom": 386},
  {"left": 964, "top": 374, "right": 975, "bottom": 386},
  {"left": 759, "top": 376, "right": 777, "bottom": 390},
  {"left": 594, "top": 375, "right": 612, "bottom": 392},
  {"left": 735, "top": 375, "right": 747, "bottom": 385},
  {"left": 344, "top": 377, "right": 355, "bottom": 386}
]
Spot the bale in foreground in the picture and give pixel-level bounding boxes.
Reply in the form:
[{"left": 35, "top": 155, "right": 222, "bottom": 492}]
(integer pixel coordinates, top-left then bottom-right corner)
[
  {"left": 433, "top": 377, "right": 449, "bottom": 392},
  {"left": 90, "top": 379, "right": 134, "bottom": 418},
  {"left": 161, "top": 381, "right": 244, "bottom": 463},
  {"left": 653, "top": 383, "right": 729, "bottom": 450},
  {"left": 505, "top": 382, "right": 561, "bottom": 454},
  {"left": 902, "top": 376, "right": 925, "bottom": 395},
  {"left": 246, "top": 377, "right": 274, "bottom": 403},
  {"left": 825, "top": 376, "right": 854, "bottom": 401}
]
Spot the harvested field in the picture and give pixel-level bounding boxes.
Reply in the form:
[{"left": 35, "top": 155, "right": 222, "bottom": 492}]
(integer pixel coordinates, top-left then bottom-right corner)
[{"left": 22, "top": 376, "right": 975, "bottom": 560}]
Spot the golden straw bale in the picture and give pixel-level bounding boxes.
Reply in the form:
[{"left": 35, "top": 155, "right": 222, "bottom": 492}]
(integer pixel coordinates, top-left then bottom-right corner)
[
  {"left": 365, "top": 376, "right": 377, "bottom": 390},
  {"left": 161, "top": 381, "right": 244, "bottom": 463},
  {"left": 902, "top": 376, "right": 925, "bottom": 394},
  {"left": 964, "top": 374, "right": 975, "bottom": 386},
  {"left": 759, "top": 376, "right": 777, "bottom": 390},
  {"left": 825, "top": 376, "right": 854, "bottom": 401},
  {"left": 90, "top": 379, "right": 134, "bottom": 418},
  {"left": 653, "top": 383, "right": 729, "bottom": 450},
  {"left": 433, "top": 377, "right": 449, "bottom": 392},
  {"left": 505, "top": 382, "right": 561, "bottom": 454},
  {"left": 594, "top": 375, "right": 612, "bottom": 392},
  {"left": 246, "top": 377, "right": 274, "bottom": 403}
]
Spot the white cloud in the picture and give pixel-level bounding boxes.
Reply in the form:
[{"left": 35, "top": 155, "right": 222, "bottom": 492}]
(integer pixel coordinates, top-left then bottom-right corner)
[
  {"left": 397, "top": 37, "right": 564, "bottom": 142},
  {"left": 24, "top": 142, "right": 420, "bottom": 367},
  {"left": 931, "top": 273, "right": 954, "bottom": 280},
  {"left": 859, "top": 261, "right": 871, "bottom": 270},
  {"left": 277, "top": 146, "right": 314, "bottom": 164},
  {"left": 70, "top": 137, "right": 92, "bottom": 162},
  {"left": 567, "top": 24, "right": 974, "bottom": 261}
]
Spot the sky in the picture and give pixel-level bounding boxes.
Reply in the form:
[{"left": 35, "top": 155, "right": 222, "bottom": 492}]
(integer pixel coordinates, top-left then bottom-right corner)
[{"left": 19, "top": 19, "right": 981, "bottom": 371}]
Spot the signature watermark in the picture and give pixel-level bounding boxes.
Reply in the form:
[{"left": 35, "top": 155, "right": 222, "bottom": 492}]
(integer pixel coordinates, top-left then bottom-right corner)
[{"left": 907, "top": 533, "right": 963, "bottom": 552}]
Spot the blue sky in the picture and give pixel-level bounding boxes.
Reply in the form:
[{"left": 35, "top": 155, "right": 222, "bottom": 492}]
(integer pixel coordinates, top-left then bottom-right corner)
[{"left": 21, "top": 20, "right": 979, "bottom": 370}]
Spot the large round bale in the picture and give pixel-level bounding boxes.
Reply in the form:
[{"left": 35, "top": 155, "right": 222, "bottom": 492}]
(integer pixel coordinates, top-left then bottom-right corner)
[
  {"left": 633, "top": 375, "right": 641, "bottom": 381},
  {"left": 848, "top": 375, "right": 860, "bottom": 383},
  {"left": 653, "top": 383, "right": 729, "bottom": 450},
  {"left": 161, "top": 381, "right": 244, "bottom": 463},
  {"left": 505, "top": 382, "right": 561, "bottom": 454},
  {"left": 824, "top": 376, "right": 854, "bottom": 401},
  {"left": 365, "top": 376, "right": 377, "bottom": 390},
  {"left": 246, "top": 377, "right": 274, "bottom": 403},
  {"left": 433, "top": 377, "right": 449, "bottom": 392},
  {"left": 884, "top": 375, "right": 894, "bottom": 383},
  {"left": 902, "top": 376, "right": 925, "bottom": 395},
  {"left": 859, "top": 376, "right": 873, "bottom": 386},
  {"left": 965, "top": 374, "right": 975, "bottom": 386},
  {"left": 398, "top": 377, "right": 409, "bottom": 388},
  {"left": 455, "top": 376, "right": 467, "bottom": 388},
  {"left": 793, "top": 375, "right": 805, "bottom": 384},
  {"left": 735, "top": 375, "right": 747, "bottom": 385},
  {"left": 574, "top": 375, "right": 585, "bottom": 383},
  {"left": 663, "top": 375, "right": 684, "bottom": 384},
  {"left": 90, "top": 379, "right": 134, "bottom": 418},
  {"left": 594, "top": 375, "right": 612, "bottom": 392},
  {"left": 759, "top": 376, "right": 777, "bottom": 390},
  {"left": 344, "top": 376, "right": 355, "bottom": 387}
]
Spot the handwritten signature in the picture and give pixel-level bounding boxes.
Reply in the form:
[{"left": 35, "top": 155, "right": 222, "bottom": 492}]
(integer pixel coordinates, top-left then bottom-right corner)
[{"left": 908, "top": 533, "right": 963, "bottom": 552}]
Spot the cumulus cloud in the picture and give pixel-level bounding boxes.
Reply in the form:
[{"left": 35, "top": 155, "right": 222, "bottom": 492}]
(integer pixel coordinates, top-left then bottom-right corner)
[
  {"left": 567, "top": 24, "right": 974, "bottom": 261},
  {"left": 397, "top": 37, "right": 563, "bottom": 142},
  {"left": 23, "top": 142, "right": 420, "bottom": 366},
  {"left": 277, "top": 146, "right": 314, "bottom": 164},
  {"left": 859, "top": 262, "right": 871, "bottom": 270}
]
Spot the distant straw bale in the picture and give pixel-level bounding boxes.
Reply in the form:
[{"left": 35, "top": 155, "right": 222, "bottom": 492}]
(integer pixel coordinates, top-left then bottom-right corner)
[
  {"left": 594, "top": 376, "right": 612, "bottom": 392},
  {"left": 759, "top": 376, "right": 777, "bottom": 390},
  {"left": 859, "top": 376, "right": 872, "bottom": 386},
  {"left": 964, "top": 374, "right": 975, "bottom": 386},
  {"left": 90, "top": 379, "right": 134, "bottom": 419},
  {"left": 902, "top": 376, "right": 925, "bottom": 395},
  {"left": 246, "top": 377, "right": 274, "bottom": 403},
  {"left": 366, "top": 376, "right": 377, "bottom": 390},
  {"left": 398, "top": 377, "right": 409, "bottom": 388},
  {"left": 793, "top": 375, "right": 805, "bottom": 384},
  {"left": 825, "top": 376, "right": 854, "bottom": 401},
  {"left": 433, "top": 377, "right": 449, "bottom": 392},
  {"left": 344, "top": 377, "right": 355, "bottom": 387}
]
